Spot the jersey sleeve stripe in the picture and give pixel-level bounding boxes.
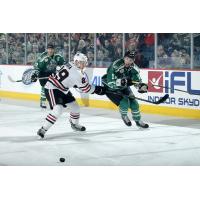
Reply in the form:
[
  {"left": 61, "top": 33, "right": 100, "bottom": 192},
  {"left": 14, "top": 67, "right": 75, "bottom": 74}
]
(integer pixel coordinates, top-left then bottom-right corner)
[
  {"left": 79, "top": 83, "right": 89, "bottom": 89},
  {"left": 81, "top": 84, "right": 91, "bottom": 93},
  {"left": 49, "top": 77, "right": 68, "bottom": 91}
]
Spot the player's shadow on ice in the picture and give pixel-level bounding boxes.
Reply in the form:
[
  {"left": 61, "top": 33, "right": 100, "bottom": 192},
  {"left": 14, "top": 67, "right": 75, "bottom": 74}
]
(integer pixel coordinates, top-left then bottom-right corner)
[
  {"left": 0, "top": 128, "right": 148, "bottom": 143},
  {"left": 1, "top": 131, "right": 199, "bottom": 145},
  {"left": 41, "top": 126, "right": 160, "bottom": 141}
]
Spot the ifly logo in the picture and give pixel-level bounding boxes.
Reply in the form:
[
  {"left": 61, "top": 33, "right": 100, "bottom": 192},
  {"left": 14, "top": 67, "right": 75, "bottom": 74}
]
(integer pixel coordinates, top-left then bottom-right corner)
[
  {"left": 148, "top": 71, "right": 163, "bottom": 92},
  {"left": 148, "top": 71, "right": 200, "bottom": 95}
]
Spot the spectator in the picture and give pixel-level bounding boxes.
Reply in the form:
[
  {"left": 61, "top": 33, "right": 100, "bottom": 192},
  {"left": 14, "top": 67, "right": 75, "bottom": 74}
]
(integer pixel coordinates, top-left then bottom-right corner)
[
  {"left": 87, "top": 50, "right": 94, "bottom": 67},
  {"left": 77, "top": 39, "right": 87, "bottom": 54},
  {"left": 103, "top": 39, "right": 115, "bottom": 58},
  {"left": 144, "top": 33, "right": 154, "bottom": 47},
  {"left": 113, "top": 46, "right": 123, "bottom": 60},
  {"left": 157, "top": 45, "right": 168, "bottom": 58},
  {"left": 96, "top": 49, "right": 111, "bottom": 67}
]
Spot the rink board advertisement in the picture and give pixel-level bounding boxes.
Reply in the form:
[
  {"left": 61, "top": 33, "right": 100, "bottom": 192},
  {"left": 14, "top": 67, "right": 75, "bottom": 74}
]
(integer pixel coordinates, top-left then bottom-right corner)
[{"left": 0, "top": 65, "right": 200, "bottom": 118}]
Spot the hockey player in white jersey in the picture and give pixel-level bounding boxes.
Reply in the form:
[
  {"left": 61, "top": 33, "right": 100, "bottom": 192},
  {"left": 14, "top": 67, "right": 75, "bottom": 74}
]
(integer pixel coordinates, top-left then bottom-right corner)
[{"left": 37, "top": 52, "right": 106, "bottom": 138}]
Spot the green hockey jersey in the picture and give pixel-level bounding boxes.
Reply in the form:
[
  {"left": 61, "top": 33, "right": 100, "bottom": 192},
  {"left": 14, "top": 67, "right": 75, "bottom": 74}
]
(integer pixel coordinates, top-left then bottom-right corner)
[
  {"left": 102, "top": 58, "right": 142, "bottom": 91},
  {"left": 34, "top": 52, "right": 65, "bottom": 86}
]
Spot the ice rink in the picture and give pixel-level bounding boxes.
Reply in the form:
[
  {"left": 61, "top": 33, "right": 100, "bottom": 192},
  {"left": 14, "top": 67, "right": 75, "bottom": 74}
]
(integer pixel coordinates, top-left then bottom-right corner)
[{"left": 0, "top": 98, "right": 200, "bottom": 166}]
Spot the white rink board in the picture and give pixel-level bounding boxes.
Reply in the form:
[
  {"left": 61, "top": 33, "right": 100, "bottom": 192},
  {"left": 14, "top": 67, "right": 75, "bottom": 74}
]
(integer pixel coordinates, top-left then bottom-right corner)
[
  {"left": 0, "top": 65, "right": 200, "bottom": 110},
  {"left": 0, "top": 103, "right": 200, "bottom": 166},
  {"left": 0, "top": 65, "right": 41, "bottom": 94}
]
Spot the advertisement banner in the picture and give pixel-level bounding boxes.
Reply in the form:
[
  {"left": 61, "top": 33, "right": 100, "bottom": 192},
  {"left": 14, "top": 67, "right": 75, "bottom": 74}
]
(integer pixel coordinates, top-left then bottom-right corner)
[
  {"left": 84, "top": 68, "right": 200, "bottom": 110},
  {"left": 0, "top": 65, "right": 200, "bottom": 110}
]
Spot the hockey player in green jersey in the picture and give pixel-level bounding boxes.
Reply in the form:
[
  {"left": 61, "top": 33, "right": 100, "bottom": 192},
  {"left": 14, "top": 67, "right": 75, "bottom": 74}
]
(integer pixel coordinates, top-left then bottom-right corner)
[
  {"left": 31, "top": 43, "right": 65, "bottom": 108},
  {"left": 102, "top": 51, "right": 149, "bottom": 128}
]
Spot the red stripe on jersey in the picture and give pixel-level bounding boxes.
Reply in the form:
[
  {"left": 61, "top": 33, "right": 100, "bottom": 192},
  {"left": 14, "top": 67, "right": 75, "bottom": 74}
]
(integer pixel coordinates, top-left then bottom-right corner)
[
  {"left": 49, "top": 77, "right": 67, "bottom": 91},
  {"left": 81, "top": 84, "right": 91, "bottom": 93},
  {"left": 79, "top": 83, "right": 89, "bottom": 89}
]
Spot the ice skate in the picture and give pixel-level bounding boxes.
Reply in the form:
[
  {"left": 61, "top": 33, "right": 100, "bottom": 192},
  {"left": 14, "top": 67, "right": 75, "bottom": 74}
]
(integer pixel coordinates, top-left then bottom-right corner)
[
  {"left": 69, "top": 119, "right": 86, "bottom": 131},
  {"left": 37, "top": 127, "right": 47, "bottom": 138},
  {"left": 40, "top": 101, "right": 47, "bottom": 109},
  {"left": 121, "top": 115, "right": 132, "bottom": 126},
  {"left": 135, "top": 120, "right": 149, "bottom": 128}
]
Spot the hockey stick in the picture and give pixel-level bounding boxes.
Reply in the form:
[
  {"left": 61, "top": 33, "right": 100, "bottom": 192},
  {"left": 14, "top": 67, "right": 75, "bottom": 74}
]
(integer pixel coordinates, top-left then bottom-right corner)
[
  {"left": 131, "top": 94, "right": 169, "bottom": 105},
  {"left": 7, "top": 75, "right": 49, "bottom": 83},
  {"left": 106, "top": 90, "right": 169, "bottom": 105},
  {"left": 132, "top": 81, "right": 194, "bottom": 95}
]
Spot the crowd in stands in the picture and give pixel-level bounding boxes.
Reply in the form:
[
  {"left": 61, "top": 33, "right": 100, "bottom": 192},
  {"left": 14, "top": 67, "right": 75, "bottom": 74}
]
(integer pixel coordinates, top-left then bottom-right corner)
[
  {"left": 70, "top": 33, "right": 94, "bottom": 67},
  {"left": 125, "top": 33, "right": 154, "bottom": 68},
  {"left": 26, "top": 33, "right": 46, "bottom": 64},
  {"left": 157, "top": 33, "right": 191, "bottom": 68},
  {"left": 96, "top": 33, "right": 123, "bottom": 67},
  {"left": 7, "top": 33, "right": 25, "bottom": 64},
  {"left": 1, "top": 33, "right": 198, "bottom": 69}
]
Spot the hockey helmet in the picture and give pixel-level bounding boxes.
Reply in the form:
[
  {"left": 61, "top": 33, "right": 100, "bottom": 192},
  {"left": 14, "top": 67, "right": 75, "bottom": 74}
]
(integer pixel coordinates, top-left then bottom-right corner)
[
  {"left": 124, "top": 51, "right": 137, "bottom": 60},
  {"left": 47, "top": 43, "right": 55, "bottom": 49},
  {"left": 73, "top": 52, "right": 88, "bottom": 66}
]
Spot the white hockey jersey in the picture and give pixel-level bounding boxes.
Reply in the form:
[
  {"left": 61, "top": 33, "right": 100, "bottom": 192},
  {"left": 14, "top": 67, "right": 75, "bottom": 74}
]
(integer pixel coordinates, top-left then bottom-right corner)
[{"left": 45, "top": 62, "right": 95, "bottom": 94}]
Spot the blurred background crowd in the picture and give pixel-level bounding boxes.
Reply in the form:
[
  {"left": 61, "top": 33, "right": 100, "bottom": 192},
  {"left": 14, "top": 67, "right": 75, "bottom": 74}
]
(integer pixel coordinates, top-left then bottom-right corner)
[{"left": 0, "top": 33, "right": 200, "bottom": 69}]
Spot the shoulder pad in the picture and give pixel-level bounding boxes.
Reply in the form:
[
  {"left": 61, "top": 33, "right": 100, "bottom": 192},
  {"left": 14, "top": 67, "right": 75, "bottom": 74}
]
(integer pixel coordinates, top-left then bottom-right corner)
[
  {"left": 55, "top": 54, "right": 63, "bottom": 58},
  {"left": 112, "top": 59, "right": 123, "bottom": 69},
  {"left": 40, "top": 56, "right": 49, "bottom": 63},
  {"left": 40, "top": 52, "right": 47, "bottom": 58}
]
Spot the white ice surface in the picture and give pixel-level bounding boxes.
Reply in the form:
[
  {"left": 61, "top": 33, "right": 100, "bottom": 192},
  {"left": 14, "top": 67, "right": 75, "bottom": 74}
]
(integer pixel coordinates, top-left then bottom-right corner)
[{"left": 0, "top": 103, "right": 200, "bottom": 166}]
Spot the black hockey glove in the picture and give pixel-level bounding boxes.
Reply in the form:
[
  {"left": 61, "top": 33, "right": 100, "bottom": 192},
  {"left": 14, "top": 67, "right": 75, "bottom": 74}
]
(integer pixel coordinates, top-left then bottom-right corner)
[
  {"left": 94, "top": 86, "right": 106, "bottom": 95},
  {"left": 31, "top": 73, "right": 38, "bottom": 82},
  {"left": 138, "top": 83, "right": 148, "bottom": 93},
  {"left": 116, "top": 78, "right": 133, "bottom": 87}
]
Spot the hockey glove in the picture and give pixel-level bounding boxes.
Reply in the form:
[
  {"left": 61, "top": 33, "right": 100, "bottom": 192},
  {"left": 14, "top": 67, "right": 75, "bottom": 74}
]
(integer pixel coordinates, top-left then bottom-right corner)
[
  {"left": 116, "top": 78, "right": 133, "bottom": 87},
  {"left": 138, "top": 83, "right": 148, "bottom": 93},
  {"left": 31, "top": 73, "right": 38, "bottom": 82},
  {"left": 94, "top": 86, "right": 106, "bottom": 95}
]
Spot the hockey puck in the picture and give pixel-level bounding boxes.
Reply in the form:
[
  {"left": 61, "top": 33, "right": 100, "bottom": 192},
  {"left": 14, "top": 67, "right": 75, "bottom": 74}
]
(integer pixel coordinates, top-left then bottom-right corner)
[{"left": 59, "top": 157, "right": 65, "bottom": 162}]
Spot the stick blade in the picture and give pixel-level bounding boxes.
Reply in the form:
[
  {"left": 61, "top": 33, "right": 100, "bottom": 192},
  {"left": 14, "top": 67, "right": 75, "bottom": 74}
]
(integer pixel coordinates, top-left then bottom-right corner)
[
  {"left": 7, "top": 75, "right": 15, "bottom": 82},
  {"left": 156, "top": 94, "right": 169, "bottom": 104}
]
